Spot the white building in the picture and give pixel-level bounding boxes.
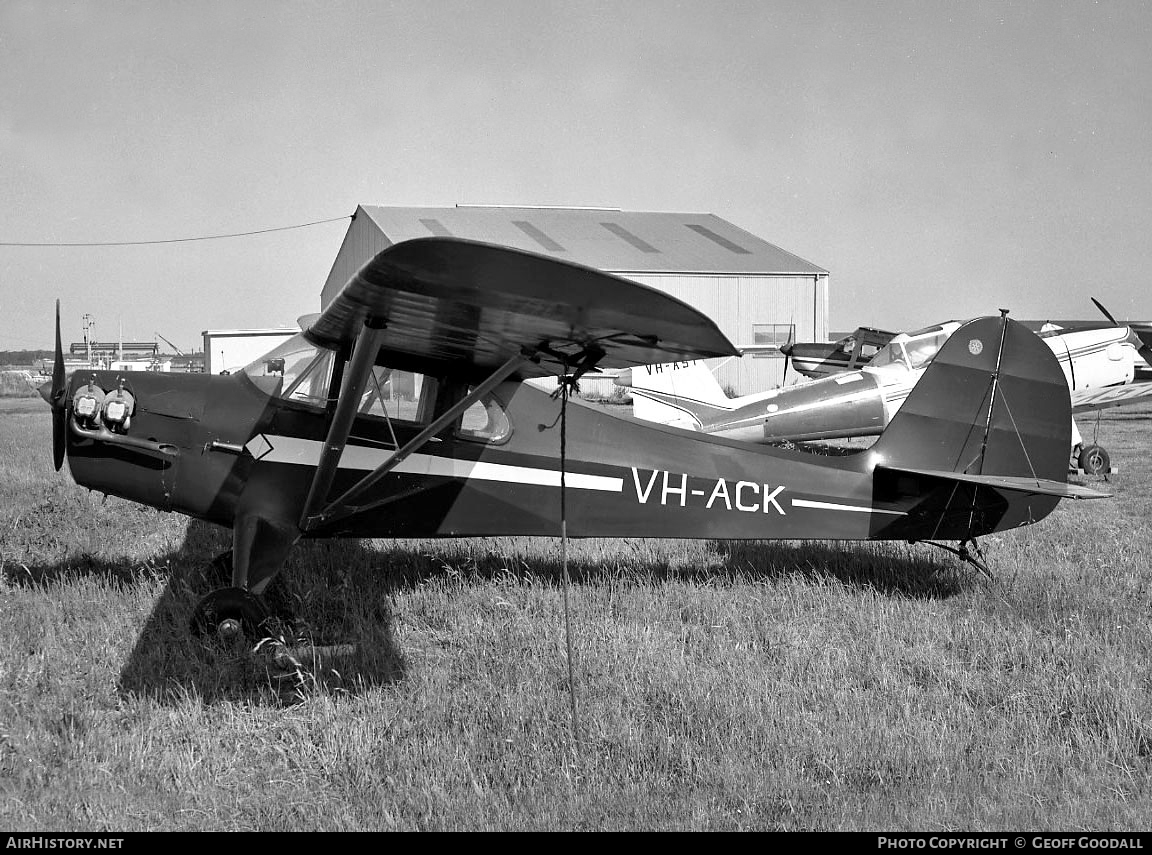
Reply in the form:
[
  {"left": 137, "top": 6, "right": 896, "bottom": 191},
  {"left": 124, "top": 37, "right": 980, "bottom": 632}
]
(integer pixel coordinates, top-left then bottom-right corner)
[{"left": 201, "top": 328, "right": 297, "bottom": 375}]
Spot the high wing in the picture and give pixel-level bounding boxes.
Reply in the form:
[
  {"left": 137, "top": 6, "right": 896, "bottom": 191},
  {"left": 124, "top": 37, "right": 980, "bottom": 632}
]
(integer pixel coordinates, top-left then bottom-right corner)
[
  {"left": 1070, "top": 381, "right": 1152, "bottom": 413},
  {"left": 304, "top": 236, "right": 739, "bottom": 381},
  {"left": 297, "top": 237, "right": 739, "bottom": 531}
]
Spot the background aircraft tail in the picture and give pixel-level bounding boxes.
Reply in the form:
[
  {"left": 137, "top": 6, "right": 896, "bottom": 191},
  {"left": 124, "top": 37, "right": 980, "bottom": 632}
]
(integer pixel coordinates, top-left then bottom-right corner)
[{"left": 614, "top": 360, "right": 731, "bottom": 429}]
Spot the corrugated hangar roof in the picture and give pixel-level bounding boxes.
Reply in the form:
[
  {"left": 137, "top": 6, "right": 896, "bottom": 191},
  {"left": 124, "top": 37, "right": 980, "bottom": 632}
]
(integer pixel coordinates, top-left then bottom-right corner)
[{"left": 354, "top": 205, "right": 827, "bottom": 275}]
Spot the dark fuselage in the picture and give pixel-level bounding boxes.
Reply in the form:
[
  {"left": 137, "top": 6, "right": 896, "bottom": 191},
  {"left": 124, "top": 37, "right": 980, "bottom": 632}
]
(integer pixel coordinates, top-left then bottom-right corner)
[{"left": 63, "top": 365, "right": 1056, "bottom": 546}]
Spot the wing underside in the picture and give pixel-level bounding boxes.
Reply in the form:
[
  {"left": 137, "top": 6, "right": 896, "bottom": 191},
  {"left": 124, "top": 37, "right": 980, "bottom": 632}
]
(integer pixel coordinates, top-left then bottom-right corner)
[
  {"left": 304, "top": 236, "right": 740, "bottom": 380},
  {"left": 1071, "top": 381, "right": 1152, "bottom": 413}
]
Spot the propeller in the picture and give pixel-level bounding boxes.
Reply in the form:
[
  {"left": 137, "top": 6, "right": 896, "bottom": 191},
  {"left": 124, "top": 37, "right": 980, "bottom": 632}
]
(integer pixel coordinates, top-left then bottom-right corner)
[
  {"left": 48, "top": 300, "right": 67, "bottom": 470},
  {"left": 1091, "top": 297, "right": 1118, "bottom": 325},
  {"left": 1092, "top": 296, "right": 1152, "bottom": 369},
  {"left": 778, "top": 320, "right": 796, "bottom": 386}
]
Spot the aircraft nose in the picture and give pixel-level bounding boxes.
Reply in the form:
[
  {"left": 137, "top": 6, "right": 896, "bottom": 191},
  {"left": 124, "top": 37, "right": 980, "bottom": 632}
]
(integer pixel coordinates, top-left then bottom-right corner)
[{"left": 38, "top": 379, "right": 54, "bottom": 405}]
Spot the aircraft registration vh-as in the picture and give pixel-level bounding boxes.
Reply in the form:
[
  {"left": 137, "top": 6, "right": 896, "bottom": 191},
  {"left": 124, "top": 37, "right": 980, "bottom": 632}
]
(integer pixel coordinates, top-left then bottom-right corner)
[{"left": 41, "top": 237, "right": 1106, "bottom": 643}]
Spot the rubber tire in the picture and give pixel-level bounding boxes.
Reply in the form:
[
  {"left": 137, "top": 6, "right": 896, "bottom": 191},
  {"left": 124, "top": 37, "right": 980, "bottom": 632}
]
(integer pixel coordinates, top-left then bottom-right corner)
[
  {"left": 190, "top": 586, "right": 270, "bottom": 642},
  {"left": 1077, "top": 443, "right": 1110, "bottom": 477}
]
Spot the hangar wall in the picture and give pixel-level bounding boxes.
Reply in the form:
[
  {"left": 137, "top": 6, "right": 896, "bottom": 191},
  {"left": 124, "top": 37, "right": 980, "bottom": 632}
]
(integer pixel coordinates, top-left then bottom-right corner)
[
  {"left": 321, "top": 206, "right": 829, "bottom": 395},
  {"left": 624, "top": 272, "right": 828, "bottom": 392}
]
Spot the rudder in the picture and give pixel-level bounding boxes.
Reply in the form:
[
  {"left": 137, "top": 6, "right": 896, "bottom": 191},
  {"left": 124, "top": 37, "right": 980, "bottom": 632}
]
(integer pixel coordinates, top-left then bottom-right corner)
[
  {"left": 615, "top": 360, "right": 731, "bottom": 429},
  {"left": 870, "top": 315, "right": 1072, "bottom": 482}
]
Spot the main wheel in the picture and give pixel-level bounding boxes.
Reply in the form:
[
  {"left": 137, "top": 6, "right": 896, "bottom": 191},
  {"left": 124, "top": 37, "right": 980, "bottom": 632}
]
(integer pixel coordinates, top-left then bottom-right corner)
[
  {"left": 190, "top": 586, "right": 270, "bottom": 644},
  {"left": 1077, "top": 443, "right": 1110, "bottom": 476}
]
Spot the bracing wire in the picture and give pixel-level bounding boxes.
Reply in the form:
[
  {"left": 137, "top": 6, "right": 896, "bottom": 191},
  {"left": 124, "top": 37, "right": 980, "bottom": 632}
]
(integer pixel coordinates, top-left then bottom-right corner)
[{"left": 0, "top": 215, "right": 351, "bottom": 247}]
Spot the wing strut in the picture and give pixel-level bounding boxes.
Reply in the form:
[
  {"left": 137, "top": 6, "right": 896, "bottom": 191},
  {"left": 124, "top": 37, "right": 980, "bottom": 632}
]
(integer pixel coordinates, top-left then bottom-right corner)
[
  {"left": 299, "top": 318, "right": 389, "bottom": 529},
  {"left": 300, "top": 348, "right": 534, "bottom": 531}
]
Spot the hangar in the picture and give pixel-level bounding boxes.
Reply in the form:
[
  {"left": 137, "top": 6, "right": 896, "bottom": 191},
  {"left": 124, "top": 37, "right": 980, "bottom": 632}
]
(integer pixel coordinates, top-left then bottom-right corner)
[{"left": 321, "top": 205, "right": 829, "bottom": 395}]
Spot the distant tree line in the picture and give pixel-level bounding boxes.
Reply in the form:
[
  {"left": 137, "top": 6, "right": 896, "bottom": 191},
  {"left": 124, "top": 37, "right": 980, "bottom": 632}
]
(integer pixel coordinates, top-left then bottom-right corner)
[{"left": 0, "top": 350, "right": 52, "bottom": 368}]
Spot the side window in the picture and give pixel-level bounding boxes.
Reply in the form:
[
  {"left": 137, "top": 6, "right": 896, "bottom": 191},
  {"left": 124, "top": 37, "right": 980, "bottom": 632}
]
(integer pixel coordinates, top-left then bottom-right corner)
[
  {"left": 752, "top": 322, "right": 795, "bottom": 350},
  {"left": 357, "top": 367, "right": 438, "bottom": 424},
  {"left": 456, "top": 392, "right": 512, "bottom": 444}
]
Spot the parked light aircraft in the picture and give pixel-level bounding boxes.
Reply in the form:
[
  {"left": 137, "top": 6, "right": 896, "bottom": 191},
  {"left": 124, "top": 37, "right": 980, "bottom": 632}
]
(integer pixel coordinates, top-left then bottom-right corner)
[
  {"left": 619, "top": 319, "right": 1152, "bottom": 476},
  {"left": 42, "top": 238, "right": 1105, "bottom": 642},
  {"left": 780, "top": 326, "right": 896, "bottom": 380},
  {"left": 780, "top": 300, "right": 1152, "bottom": 382}
]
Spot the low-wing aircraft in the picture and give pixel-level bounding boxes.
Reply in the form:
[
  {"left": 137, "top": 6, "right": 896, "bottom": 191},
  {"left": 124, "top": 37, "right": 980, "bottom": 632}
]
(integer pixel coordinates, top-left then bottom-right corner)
[
  {"left": 779, "top": 326, "right": 896, "bottom": 380},
  {"left": 42, "top": 238, "right": 1105, "bottom": 643},
  {"left": 781, "top": 301, "right": 1152, "bottom": 383},
  {"left": 619, "top": 319, "right": 1152, "bottom": 475}
]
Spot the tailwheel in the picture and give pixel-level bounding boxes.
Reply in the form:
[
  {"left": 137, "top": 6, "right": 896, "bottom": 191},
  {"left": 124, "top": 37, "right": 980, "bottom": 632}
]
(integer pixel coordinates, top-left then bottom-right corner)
[{"left": 190, "top": 586, "right": 271, "bottom": 645}]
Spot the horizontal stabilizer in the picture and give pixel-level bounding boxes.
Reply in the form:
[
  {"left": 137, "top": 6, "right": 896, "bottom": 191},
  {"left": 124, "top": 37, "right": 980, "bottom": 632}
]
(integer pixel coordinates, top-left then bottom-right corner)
[{"left": 876, "top": 465, "right": 1109, "bottom": 500}]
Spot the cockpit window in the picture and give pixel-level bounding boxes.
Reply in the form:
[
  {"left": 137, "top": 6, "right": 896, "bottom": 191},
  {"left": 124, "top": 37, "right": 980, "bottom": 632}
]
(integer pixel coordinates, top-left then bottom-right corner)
[
  {"left": 243, "top": 335, "right": 510, "bottom": 444},
  {"left": 869, "top": 341, "right": 908, "bottom": 369},
  {"left": 864, "top": 324, "right": 956, "bottom": 371},
  {"left": 904, "top": 331, "right": 950, "bottom": 369},
  {"left": 242, "top": 334, "right": 334, "bottom": 408}
]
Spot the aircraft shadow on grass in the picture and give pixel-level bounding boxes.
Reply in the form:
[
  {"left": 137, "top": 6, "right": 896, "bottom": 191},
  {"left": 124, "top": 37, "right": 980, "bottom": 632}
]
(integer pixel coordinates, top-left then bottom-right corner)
[{"left": 6, "top": 513, "right": 968, "bottom": 707}]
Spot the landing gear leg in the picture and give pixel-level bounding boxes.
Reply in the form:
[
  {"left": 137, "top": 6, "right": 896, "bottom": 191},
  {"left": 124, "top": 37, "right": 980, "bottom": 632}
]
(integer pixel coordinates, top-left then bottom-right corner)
[{"left": 190, "top": 514, "right": 299, "bottom": 643}]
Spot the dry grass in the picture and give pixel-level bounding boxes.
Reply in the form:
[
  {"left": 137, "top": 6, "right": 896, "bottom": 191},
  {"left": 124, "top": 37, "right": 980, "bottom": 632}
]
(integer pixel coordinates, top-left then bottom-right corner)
[
  {"left": 0, "top": 371, "right": 40, "bottom": 399},
  {"left": 0, "top": 402, "right": 1149, "bottom": 830}
]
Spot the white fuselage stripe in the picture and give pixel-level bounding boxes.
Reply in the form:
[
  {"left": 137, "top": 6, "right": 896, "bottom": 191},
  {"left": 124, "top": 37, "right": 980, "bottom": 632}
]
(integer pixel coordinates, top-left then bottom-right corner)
[
  {"left": 792, "top": 498, "right": 906, "bottom": 516},
  {"left": 259, "top": 435, "right": 625, "bottom": 492},
  {"left": 256, "top": 436, "right": 906, "bottom": 513}
]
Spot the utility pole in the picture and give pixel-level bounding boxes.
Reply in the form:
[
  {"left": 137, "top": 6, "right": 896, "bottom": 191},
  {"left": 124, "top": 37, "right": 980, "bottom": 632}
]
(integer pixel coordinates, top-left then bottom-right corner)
[{"left": 82, "top": 314, "right": 95, "bottom": 366}]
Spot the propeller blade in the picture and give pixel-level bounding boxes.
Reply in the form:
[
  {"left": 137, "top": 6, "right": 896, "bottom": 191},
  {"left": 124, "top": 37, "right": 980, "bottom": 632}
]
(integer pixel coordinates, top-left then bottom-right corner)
[
  {"left": 51, "top": 300, "right": 66, "bottom": 471},
  {"left": 1091, "top": 297, "right": 1118, "bottom": 325},
  {"left": 779, "top": 320, "right": 795, "bottom": 386}
]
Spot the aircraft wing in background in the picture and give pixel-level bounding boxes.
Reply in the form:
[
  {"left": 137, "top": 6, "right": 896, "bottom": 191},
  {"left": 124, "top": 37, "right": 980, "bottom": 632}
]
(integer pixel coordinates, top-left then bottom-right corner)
[{"left": 1070, "top": 381, "right": 1152, "bottom": 413}]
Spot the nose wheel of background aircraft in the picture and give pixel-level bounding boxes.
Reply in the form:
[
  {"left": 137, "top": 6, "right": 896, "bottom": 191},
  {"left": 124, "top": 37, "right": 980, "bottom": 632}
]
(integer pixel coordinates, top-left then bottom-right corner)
[{"left": 190, "top": 587, "right": 271, "bottom": 645}]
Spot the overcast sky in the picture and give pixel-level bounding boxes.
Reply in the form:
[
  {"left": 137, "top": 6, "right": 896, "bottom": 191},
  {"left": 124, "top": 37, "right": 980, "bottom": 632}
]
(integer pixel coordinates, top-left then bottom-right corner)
[{"left": 2, "top": 0, "right": 1150, "bottom": 353}]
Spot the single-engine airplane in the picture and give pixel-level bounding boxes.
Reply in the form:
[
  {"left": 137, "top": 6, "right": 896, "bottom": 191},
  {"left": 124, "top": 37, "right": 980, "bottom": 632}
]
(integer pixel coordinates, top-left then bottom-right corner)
[
  {"left": 780, "top": 326, "right": 896, "bottom": 380},
  {"left": 780, "top": 301, "right": 1152, "bottom": 383},
  {"left": 42, "top": 238, "right": 1106, "bottom": 643},
  {"left": 618, "top": 318, "right": 1152, "bottom": 476}
]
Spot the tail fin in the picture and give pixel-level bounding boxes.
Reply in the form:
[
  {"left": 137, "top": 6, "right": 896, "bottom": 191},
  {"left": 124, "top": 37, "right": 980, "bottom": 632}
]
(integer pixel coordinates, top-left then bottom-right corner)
[
  {"left": 871, "top": 314, "right": 1072, "bottom": 481},
  {"left": 614, "top": 360, "right": 730, "bottom": 429},
  {"left": 867, "top": 315, "right": 1105, "bottom": 542}
]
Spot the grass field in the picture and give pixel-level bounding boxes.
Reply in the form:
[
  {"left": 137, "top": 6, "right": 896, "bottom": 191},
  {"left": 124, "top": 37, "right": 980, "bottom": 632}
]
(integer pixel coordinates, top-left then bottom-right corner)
[{"left": 0, "top": 396, "right": 1149, "bottom": 831}]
